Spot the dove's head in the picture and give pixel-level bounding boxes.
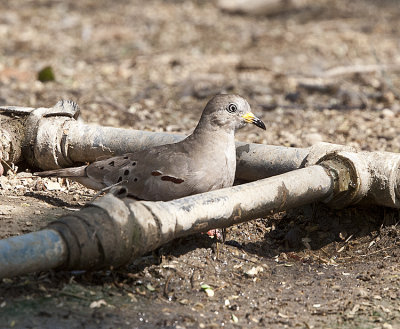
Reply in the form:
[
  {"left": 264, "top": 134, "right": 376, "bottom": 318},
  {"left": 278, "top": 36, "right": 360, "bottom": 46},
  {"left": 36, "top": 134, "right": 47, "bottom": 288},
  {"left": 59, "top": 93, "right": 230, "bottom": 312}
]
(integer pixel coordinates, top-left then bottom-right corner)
[{"left": 199, "top": 94, "right": 266, "bottom": 133}]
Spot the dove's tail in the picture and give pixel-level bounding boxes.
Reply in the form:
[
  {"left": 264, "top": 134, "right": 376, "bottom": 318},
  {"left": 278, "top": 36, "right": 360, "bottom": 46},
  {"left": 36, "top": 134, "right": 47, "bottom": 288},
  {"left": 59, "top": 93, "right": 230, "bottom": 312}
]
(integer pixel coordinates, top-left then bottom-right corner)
[{"left": 35, "top": 166, "right": 87, "bottom": 178}]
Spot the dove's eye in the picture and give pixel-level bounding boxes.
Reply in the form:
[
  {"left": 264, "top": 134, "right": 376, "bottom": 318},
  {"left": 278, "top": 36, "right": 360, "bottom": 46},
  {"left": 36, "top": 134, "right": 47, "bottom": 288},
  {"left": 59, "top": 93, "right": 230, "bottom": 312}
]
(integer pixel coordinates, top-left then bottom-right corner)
[{"left": 227, "top": 103, "right": 237, "bottom": 113}]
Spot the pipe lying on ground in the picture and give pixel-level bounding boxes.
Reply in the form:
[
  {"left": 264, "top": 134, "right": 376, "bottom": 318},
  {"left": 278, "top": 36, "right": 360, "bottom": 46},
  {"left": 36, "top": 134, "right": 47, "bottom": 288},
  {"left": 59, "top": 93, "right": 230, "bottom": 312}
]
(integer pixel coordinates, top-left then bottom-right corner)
[
  {"left": 6, "top": 143, "right": 397, "bottom": 278},
  {"left": 2, "top": 145, "right": 399, "bottom": 278},
  {"left": 0, "top": 164, "right": 335, "bottom": 278},
  {"left": 0, "top": 101, "right": 309, "bottom": 180},
  {"left": 2, "top": 101, "right": 400, "bottom": 277}
]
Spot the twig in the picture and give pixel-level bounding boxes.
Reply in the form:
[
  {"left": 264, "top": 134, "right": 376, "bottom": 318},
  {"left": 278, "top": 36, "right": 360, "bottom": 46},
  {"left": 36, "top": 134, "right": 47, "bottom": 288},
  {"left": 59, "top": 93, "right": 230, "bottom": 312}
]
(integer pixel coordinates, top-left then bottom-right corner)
[
  {"left": 236, "top": 60, "right": 275, "bottom": 72},
  {"left": 163, "top": 274, "right": 173, "bottom": 299},
  {"left": 89, "top": 180, "right": 128, "bottom": 202},
  {"left": 47, "top": 288, "right": 91, "bottom": 301},
  {"left": 0, "top": 158, "right": 16, "bottom": 175},
  {"left": 359, "top": 246, "right": 392, "bottom": 258},
  {"left": 337, "top": 234, "right": 353, "bottom": 253},
  {"left": 237, "top": 60, "right": 400, "bottom": 79},
  {"left": 338, "top": 245, "right": 394, "bottom": 260},
  {"left": 213, "top": 282, "right": 229, "bottom": 292},
  {"left": 322, "top": 64, "right": 400, "bottom": 78},
  {"left": 260, "top": 103, "right": 363, "bottom": 111},
  {"left": 162, "top": 264, "right": 186, "bottom": 278}
]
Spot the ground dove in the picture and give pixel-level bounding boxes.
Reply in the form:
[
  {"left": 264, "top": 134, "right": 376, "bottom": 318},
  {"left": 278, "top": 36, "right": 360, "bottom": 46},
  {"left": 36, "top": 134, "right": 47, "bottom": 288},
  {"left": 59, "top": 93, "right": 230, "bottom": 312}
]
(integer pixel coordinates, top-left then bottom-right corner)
[{"left": 36, "top": 94, "right": 266, "bottom": 201}]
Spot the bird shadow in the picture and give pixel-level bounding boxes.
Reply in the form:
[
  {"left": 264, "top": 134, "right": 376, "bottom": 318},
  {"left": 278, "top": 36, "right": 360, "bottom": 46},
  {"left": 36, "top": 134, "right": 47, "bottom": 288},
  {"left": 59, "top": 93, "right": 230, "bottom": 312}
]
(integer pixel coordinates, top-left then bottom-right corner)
[{"left": 24, "top": 191, "right": 83, "bottom": 208}]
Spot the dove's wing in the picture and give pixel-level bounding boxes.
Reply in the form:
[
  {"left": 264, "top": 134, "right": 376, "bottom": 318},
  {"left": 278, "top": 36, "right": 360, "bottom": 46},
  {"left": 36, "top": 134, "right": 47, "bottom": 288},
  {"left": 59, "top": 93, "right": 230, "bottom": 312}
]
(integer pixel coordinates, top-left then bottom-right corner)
[{"left": 85, "top": 142, "right": 214, "bottom": 201}]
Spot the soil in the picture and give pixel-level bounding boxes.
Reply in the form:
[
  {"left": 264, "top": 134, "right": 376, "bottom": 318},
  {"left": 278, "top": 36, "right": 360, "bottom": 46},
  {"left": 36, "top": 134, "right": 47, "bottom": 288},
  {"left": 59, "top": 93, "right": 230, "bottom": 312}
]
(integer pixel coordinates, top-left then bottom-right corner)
[{"left": 1, "top": 0, "right": 400, "bottom": 328}]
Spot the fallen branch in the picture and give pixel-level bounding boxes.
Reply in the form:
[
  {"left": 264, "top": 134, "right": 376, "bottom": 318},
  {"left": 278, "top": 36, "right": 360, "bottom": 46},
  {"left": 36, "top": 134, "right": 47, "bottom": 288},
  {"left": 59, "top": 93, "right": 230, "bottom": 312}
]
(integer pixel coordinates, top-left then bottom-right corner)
[
  {"left": 237, "top": 61, "right": 400, "bottom": 79},
  {"left": 321, "top": 63, "right": 400, "bottom": 78}
]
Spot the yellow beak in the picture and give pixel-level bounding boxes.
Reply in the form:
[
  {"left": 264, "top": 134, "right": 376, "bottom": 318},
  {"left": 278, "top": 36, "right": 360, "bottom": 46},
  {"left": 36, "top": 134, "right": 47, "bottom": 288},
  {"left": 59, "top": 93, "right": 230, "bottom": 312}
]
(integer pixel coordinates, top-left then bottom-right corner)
[{"left": 242, "top": 112, "right": 266, "bottom": 130}]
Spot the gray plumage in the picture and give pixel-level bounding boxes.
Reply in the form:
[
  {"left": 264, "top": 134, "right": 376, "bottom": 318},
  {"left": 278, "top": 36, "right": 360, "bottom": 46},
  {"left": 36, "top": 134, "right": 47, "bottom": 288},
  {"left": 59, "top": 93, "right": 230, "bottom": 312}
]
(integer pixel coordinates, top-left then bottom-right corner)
[{"left": 36, "top": 94, "right": 266, "bottom": 201}]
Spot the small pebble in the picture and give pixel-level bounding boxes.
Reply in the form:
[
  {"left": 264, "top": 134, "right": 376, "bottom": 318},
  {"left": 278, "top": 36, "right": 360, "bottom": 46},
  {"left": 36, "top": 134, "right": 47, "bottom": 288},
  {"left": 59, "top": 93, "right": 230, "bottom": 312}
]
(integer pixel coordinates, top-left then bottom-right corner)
[{"left": 381, "top": 108, "right": 395, "bottom": 118}]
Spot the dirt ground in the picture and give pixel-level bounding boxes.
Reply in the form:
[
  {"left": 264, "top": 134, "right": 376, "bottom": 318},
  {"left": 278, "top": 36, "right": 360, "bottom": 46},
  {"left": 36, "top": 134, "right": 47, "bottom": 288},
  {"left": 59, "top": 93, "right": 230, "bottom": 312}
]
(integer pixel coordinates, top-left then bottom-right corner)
[{"left": 1, "top": 0, "right": 400, "bottom": 328}]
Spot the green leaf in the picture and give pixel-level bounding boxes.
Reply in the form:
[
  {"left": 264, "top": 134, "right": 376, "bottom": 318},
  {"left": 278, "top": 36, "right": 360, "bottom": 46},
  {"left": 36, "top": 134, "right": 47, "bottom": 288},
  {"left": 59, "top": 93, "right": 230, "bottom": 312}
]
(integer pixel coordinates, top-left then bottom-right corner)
[{"left": 38, "top": 66, "right": 55, "bottom": 82}]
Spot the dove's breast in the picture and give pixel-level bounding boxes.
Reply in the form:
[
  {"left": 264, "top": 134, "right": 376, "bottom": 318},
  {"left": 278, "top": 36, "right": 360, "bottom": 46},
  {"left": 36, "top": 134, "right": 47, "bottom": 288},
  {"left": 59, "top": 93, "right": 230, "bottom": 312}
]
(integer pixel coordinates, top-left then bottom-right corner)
[{"left": 223, "top": 141, "right": 237, "bottom": 187}]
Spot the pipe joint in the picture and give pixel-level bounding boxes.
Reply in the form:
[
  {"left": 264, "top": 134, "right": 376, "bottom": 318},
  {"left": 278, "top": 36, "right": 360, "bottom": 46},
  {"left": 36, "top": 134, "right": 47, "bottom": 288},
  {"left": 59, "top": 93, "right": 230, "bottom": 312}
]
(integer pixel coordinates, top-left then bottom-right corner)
[
  {"left": 47, "top": 194, "right": 161, "bottom": 270},
  {"left": 47, "top": 194, "right": 131, "bottom": 270},
  {"left": 318, "top": 151, "right": 370, "bottom": 208},
  {"left": 23, "top": 100, "right": 80, "bottom": 169},
  {"left": 304, "top": 143, "right": 371, "bottom": 208},
  {"left": 304, "top": 142, "right": 356, "bottom": 167}
]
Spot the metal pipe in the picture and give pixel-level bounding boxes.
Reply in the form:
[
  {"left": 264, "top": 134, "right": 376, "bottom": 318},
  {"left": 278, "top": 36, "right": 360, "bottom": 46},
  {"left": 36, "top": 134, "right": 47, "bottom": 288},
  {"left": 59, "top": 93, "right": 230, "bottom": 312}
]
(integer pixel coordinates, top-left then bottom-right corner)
[
  {"left": 0, "top": 230, "right": 67, "bottom": 278},
  {"left": 0, "top": 165, "right": 334, "bottom": 278}
]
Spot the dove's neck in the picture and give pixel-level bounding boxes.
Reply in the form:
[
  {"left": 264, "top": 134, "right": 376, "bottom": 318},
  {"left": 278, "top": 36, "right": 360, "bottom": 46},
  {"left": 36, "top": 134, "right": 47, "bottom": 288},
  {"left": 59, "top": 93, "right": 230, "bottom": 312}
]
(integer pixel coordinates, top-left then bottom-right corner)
[
  {"left": 192, "top": 114, "right": 236, "bottom": 136},
  {"left": 189, "top": 120, "right": 236, "bottom": 150},
  {"left": 187, "top": 118, "right": 237, "bottom": 184}
]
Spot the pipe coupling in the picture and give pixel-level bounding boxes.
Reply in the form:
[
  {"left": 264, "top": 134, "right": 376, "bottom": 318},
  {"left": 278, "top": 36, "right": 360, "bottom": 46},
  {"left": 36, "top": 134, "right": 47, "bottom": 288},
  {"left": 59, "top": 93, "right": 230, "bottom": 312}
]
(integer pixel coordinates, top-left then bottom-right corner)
[
  {"left": 317, "top": 151, "right": 371, "bottom": 208},
  {"left": 47, "top": 194, "right": 159, "bottom": 270},
  {"left": 23, "top": 100, "right": 80, "bottom": 169}
]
